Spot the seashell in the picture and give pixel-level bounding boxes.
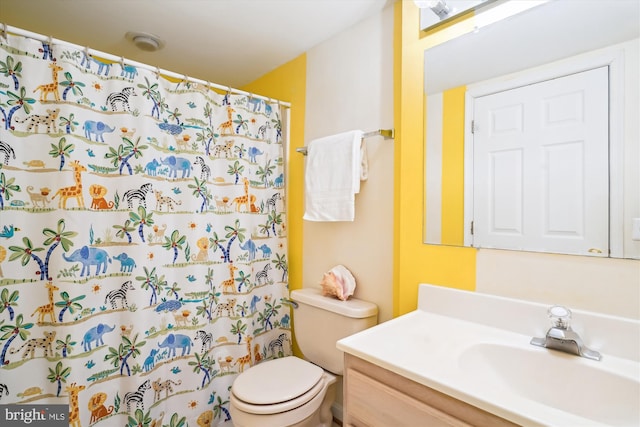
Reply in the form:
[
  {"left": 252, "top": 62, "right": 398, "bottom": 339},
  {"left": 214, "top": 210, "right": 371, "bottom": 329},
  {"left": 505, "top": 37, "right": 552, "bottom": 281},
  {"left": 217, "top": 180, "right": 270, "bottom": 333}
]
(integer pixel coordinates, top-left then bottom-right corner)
[{"left": 320, "top": 265, "right": 356, "bottom": 301}]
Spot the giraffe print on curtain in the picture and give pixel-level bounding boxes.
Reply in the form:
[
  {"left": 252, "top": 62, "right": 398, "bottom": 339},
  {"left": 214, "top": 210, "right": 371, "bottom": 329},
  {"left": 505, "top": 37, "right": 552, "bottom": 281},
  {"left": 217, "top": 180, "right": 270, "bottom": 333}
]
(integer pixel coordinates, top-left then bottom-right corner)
[{"left": 0, "top": 31, "right": 289, "bottom": 426}]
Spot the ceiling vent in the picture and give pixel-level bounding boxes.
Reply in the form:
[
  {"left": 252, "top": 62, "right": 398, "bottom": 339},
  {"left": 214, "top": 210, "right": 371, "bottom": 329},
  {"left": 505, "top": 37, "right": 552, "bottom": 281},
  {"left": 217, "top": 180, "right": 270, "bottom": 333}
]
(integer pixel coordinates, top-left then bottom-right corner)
[{"left": 125, "top": 31, "right": 164, "bottom": 52}]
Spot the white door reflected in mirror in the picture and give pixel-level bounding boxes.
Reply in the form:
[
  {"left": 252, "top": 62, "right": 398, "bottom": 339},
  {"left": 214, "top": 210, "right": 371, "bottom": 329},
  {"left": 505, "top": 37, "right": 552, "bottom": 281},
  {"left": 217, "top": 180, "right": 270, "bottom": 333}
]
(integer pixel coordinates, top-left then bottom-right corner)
[{"left": 471, "top": 67, "right": 609, "bottom": 256}]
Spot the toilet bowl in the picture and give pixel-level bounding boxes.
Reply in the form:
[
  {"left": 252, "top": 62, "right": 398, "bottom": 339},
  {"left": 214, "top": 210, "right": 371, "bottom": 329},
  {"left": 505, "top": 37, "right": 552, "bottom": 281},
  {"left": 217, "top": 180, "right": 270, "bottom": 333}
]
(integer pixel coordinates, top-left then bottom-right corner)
[
  {"left": 229, "top": 287, "right": 378, "bottom": 427},
  {"left": 230, "top": 356, "right": 337, "bottom": 427}
]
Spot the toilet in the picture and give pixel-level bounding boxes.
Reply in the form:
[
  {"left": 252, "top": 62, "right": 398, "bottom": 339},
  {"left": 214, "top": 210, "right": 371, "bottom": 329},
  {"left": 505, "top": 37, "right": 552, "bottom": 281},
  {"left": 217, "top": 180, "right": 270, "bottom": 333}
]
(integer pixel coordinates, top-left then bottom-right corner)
[{"left": 229, "top": 287, "right": 378, "bottom": 427}]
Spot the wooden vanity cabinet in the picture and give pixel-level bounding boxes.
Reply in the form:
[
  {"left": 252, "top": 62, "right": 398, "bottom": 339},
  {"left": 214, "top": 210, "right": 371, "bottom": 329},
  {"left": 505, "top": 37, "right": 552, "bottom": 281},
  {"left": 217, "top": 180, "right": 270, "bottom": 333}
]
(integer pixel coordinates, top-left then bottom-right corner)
[{"left": 342, "top": 354, "right": 519, "bottom": 427}]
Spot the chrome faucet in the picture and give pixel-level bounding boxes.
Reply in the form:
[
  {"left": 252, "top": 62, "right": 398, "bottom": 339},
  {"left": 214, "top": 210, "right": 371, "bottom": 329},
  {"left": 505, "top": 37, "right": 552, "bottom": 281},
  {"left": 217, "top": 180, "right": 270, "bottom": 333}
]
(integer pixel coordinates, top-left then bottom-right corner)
[{"left": 530, "top": 305, "right": 602, "bottom": 361}]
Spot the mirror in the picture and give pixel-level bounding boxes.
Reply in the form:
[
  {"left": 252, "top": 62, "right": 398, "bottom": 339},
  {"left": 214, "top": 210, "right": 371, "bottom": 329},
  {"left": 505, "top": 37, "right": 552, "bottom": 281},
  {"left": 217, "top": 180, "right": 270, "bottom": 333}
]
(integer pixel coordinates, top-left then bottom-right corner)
[{"left": 422, "top": 0, "right": 640, "bottom": 259}]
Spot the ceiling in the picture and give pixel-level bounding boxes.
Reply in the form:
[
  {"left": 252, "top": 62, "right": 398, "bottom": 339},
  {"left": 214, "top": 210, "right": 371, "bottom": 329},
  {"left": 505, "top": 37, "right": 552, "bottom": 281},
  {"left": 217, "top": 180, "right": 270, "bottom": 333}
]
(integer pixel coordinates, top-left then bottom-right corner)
[{"left": 1, "top": 0, "right": 391, "bottom": 89}]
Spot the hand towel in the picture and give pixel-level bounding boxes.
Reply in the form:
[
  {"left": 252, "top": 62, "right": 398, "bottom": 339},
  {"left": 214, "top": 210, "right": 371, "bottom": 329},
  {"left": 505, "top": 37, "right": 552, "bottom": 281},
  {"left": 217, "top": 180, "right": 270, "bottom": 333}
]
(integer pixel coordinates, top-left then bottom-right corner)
[{"left": 303, "top": 130, "right": 366, "bottom": 221}]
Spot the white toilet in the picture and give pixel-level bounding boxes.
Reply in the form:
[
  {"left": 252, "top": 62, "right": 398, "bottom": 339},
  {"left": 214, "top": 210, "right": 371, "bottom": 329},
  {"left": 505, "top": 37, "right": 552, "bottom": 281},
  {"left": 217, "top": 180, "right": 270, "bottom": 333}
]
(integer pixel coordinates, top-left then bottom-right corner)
[{"left": 229, "top": 287, "right": 378, "bottom": 427}]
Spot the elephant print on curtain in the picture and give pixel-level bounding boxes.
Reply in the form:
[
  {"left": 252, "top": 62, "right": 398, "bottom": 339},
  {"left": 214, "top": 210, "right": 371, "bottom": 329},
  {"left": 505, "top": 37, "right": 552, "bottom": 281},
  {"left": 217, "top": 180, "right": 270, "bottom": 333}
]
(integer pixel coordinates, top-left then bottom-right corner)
[{"left": 0, "top": 31, "right": 290, "bottom": 426}]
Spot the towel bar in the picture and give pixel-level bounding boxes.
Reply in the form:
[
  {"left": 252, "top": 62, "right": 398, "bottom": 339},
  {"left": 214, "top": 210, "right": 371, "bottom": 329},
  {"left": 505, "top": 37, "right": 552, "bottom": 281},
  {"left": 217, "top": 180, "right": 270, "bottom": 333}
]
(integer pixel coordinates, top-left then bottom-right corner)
[{"left": 296, "top": 128, "right": 394, "bottom": 155}]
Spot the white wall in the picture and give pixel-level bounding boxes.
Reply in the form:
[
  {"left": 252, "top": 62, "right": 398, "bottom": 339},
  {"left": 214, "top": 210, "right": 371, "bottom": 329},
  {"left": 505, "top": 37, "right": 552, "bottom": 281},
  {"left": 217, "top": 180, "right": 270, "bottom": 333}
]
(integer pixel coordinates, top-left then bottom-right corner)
[
  {"left": 302, "top": 5, "right": 394, "bottom": 421},
  {"left": 476, "top": 249, "right": 640, "bottom": 319},
  {"left": 303, "top": 5, "right": 394, "bottom": 324}
]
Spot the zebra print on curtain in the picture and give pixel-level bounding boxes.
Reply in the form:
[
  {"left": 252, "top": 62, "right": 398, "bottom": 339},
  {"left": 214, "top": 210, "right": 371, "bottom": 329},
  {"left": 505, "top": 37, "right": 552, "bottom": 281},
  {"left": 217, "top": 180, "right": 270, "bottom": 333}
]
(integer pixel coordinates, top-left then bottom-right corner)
[{"left": 0, "top": 31, "right": 290, "bottom": 426}]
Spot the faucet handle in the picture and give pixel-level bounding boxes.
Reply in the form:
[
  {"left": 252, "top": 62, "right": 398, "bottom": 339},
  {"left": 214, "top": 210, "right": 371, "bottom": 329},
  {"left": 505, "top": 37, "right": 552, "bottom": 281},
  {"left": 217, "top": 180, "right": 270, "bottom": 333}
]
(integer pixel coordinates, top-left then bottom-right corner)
[{"left": 548, "top": 305, "right": 572, "bottom": 329}]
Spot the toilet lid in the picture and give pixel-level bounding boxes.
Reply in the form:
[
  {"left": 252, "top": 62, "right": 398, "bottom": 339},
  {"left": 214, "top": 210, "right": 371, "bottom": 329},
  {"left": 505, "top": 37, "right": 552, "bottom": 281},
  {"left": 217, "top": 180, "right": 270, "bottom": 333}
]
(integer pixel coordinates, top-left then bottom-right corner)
[{"left": 232, "top": 356, "right": 323, "bottom": 405}]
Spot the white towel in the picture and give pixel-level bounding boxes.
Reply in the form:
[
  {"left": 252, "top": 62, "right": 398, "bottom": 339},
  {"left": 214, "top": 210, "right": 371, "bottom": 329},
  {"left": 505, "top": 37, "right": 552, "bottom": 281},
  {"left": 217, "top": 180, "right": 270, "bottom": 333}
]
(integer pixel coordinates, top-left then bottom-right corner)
[{"left": 303, "top": 130, "right": 366, "bottom": 222}]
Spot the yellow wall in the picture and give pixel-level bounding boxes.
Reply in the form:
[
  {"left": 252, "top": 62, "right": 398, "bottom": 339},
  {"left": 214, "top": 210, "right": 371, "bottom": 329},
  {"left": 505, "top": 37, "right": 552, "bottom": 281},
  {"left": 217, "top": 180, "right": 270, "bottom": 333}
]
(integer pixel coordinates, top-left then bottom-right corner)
[
  {"left": 441, "top": 86, "right": 466, "bottom": 246},
  {"left": 394, "top": 1, "right": 476, "bottom": 317},
  {"left": 241, "top": 55, "right": 307, "bottom": 294}
]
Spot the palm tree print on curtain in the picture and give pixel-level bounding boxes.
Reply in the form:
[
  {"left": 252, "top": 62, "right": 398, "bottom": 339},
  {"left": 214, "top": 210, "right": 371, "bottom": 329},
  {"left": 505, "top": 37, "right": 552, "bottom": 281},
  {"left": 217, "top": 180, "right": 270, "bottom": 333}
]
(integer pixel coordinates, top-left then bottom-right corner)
[{"left": 0, "top": 31, "right": 290, "bottom": 426}]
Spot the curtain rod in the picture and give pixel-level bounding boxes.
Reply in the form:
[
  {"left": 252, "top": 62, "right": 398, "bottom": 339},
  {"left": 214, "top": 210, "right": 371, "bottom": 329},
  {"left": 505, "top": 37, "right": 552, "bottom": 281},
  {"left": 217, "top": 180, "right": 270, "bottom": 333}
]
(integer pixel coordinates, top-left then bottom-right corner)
[
  {"left": 295, "top": 129, "right": 394, "bottom": 155},
  {"left": 1, "top": 23, "right": 291, "bottom": 108}
]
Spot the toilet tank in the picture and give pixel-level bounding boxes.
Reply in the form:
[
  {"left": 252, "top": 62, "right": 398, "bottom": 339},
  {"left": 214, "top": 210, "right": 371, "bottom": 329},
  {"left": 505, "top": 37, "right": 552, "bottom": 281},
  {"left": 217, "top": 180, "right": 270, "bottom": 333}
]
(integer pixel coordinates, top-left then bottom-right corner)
[{"left": 290, "top": 287, "right": 378, "bottom": 375}]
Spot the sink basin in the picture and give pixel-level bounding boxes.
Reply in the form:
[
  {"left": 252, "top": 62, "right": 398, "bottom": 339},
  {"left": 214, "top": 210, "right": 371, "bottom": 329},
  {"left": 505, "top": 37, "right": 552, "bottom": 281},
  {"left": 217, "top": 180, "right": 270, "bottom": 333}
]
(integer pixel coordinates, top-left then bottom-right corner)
[
  {"left": 338, "top": 285, "right": 640, "bottom": 427},
  {"left": 459, "top": 342, "right": 640, "bottom": 426}
]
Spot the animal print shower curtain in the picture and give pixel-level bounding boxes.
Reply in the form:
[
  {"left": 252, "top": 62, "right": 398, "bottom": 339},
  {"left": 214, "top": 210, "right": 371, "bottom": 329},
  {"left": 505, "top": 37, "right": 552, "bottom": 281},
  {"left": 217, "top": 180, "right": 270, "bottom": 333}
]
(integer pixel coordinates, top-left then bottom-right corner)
[{"left": 0, "top": 31, "right": 290, "bottom": 426}]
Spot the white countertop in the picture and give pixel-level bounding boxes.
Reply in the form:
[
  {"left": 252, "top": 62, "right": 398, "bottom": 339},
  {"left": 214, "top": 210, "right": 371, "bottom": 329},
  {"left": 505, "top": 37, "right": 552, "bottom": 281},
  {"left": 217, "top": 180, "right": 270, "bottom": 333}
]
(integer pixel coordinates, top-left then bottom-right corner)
[{"left": 337, "top": 284, "right": 640, "bottom": 427}]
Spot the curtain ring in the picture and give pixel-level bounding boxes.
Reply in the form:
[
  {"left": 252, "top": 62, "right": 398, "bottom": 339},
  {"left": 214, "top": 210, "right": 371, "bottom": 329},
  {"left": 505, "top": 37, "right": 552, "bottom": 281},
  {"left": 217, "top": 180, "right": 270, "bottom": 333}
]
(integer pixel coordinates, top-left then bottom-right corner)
[
  {"left": 226, "top": 86, "right": 232, "bottom": 103},
  {"left": 155, "top": 66, "right": 161, "bottom": 80},
  {"left": 47, "top": 35, "right": 53, "bottom": 45},
  {"left": 120, "top": 56, "right": 125, "bottom": 69},
  {"left": 0, "top": 23, "right": 6, "bottom": 40},
  {"left": 84, "top": 46, "right": 90, "bottom": 59}
]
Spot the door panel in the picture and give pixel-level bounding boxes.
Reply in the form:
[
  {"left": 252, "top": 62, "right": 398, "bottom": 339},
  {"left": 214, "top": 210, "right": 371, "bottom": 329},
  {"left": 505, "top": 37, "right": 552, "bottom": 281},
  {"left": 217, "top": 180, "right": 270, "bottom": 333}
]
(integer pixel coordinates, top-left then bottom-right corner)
[{"left": 473, "top": 66, "right": 609, "bottom": 256}]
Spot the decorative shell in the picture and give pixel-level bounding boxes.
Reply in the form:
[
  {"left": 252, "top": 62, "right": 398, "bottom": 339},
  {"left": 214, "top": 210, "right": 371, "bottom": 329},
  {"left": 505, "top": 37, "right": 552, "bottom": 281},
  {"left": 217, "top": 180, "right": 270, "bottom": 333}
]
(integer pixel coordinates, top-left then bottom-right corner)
[{"left": 320, "top": 265, "right": 356, "bottom": 301}]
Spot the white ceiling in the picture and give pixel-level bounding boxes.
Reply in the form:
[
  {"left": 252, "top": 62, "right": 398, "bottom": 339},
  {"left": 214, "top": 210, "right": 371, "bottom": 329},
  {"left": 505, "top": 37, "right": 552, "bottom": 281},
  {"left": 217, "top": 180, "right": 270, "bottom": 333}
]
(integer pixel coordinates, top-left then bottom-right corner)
[{"left": 1, "top": 0, "right": 391, "bottom": 88}]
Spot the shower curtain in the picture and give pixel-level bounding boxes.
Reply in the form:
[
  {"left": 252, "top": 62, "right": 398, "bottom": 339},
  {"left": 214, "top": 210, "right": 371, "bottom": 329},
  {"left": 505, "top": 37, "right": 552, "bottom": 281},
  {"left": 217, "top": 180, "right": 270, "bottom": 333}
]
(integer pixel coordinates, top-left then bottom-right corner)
[{"left": 0, "top": 31, "right": 290, "bottom": 426}]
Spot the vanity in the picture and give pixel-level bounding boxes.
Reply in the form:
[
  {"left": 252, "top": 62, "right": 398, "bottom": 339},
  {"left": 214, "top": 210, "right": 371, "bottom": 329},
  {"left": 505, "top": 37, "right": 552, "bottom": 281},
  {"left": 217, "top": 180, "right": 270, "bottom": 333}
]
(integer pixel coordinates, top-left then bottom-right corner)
[
  {"left": 336, "top": 284, "right": 640, "bottom": 427},
  {"left": 342, "top": 354, "right": 516, "bottom": 426}
]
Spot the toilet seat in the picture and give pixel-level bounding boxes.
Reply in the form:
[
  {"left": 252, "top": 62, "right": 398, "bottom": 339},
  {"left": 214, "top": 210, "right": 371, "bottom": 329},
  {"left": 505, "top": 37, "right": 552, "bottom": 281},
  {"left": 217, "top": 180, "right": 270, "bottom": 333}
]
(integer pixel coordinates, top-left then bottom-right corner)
[{"left": 231, "top": 356, "right": 325, "bottom": 415}]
